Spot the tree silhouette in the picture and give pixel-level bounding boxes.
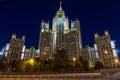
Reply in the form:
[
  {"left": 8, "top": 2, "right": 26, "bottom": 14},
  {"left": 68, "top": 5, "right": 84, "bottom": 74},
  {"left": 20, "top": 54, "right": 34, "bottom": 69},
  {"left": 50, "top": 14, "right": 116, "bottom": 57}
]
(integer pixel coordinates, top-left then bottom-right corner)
[
  {"left": 52, "top": 48, "right": 69, "bottom": 72},
  {"left": 94, "top": 61, "right": 104, "bottom": 70}
]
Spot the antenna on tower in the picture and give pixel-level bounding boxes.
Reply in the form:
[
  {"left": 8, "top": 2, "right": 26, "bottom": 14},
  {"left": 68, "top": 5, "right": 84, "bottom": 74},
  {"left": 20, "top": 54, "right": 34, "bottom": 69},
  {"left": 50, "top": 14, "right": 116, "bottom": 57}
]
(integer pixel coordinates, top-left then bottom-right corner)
[{"left": 59, "top": 1, "right": 62, "bottom": 10}]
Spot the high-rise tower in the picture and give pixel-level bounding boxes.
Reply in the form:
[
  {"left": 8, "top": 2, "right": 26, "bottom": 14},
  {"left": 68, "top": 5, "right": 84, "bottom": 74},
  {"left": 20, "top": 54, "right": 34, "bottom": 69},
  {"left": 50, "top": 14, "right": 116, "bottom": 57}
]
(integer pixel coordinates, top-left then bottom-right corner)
[
  {"left": 94, "top": 31, "right": 119, "bottom": 68},
  {"left": 52, "top": 2, "right": 69, "bottom": 50},
  {"left": 7, "top": 34, "right": 25, "bottom": 63},
  {"left": 39, "top": 2, "right": 82, "bottom": 60},
  {"left": 39, "top": 21, "right": 52, "bottom": 59}
]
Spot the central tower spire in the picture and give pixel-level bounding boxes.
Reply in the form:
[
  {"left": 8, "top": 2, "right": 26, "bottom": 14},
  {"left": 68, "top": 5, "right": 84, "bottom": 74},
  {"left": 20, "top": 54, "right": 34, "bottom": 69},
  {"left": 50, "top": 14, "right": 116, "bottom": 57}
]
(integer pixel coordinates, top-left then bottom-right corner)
[
  {"left": 59, "top": 1, "right": 62, "bottom": 10},
  {"left": 56, "top": 1, "right": 65, "bottom": 17}
]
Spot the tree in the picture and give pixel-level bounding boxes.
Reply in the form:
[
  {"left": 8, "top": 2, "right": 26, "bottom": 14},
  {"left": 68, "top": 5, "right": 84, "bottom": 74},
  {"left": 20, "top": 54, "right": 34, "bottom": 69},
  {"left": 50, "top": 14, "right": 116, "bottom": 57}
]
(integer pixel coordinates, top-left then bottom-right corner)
[
  {"left": 16, "top": 60, "right": 26, "bottom": 72},
  {"left": 52, "top": 48, "right": 69, "bottom": 72},
  {"left": 94, "top": 61, "right": 104, "bottom": 70},
  {"left": 0, "top": 57, "right": 9, "bottom": 72},
  {"left": 43, "top": 59, "right": 52, "bottom": 71},
  {"left": 25, "top": 63, "right": 33, "bottom": 72},
  {"left": 79, "top": 56, "right": 89, "bottom": 71},
  {"left": 11, "top": 60, "right": 17, "bottom": 72},
  {"left": 34, "top": 58, "right": 41, "bottom": 72},
  {"left": 24, "top": 58, "right": 39, "bottom": 72},
  {"left": 75, "top": 61, "right": 83, "bottom": 71},
  {"left": 16, "top": 59, "right": 35, "bottom": 72}
]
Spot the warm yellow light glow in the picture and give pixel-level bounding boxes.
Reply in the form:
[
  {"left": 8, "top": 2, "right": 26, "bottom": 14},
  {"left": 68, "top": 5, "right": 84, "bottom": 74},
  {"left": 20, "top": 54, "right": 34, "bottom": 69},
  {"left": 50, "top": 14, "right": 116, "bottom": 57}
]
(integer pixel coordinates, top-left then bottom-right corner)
[
  {"left": 43, "top": 52, "right": 46, "bottom": 55},
  {"left": 104, "top": 50, "right": 108, "bottom": 54},
  {"left": 114, "top": 59, "right": 118, "bottom": 63},
  {"left": 12, "top": 34, "right": 16, "bottom": 39},
  {"left": 105, "top": 31, "right": 109, "bottom": 35},
  {"left": 95, "top": 34, "right": 98, "bottom": 38},
  {"left": 22, "top": 35, "right": 25, "bottom": 40},
  {"left": 30, "top": 59, "right": 34, "bottom": 65},
  {"left": 72, "top": 57, "right": 76, "bottom": 62}
]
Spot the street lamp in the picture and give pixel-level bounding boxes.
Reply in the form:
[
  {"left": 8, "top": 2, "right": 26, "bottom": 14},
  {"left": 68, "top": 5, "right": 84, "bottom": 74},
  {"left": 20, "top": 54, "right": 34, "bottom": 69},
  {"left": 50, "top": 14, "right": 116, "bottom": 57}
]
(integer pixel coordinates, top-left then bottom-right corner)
[
  {"left": 30, "top": 59, "right": 34, "bottom": 65},
  {"left": 43, "top": 52, "right": 46, "bottom": 71},
  {"left": 28, "top": 58, "right": 34, "bottom": 72},
  {"left": 72, "top": 57, "right": 76, "bottom": 72},
  {"left": 43, "top": 52, "right": 46, "bottom": 56}
]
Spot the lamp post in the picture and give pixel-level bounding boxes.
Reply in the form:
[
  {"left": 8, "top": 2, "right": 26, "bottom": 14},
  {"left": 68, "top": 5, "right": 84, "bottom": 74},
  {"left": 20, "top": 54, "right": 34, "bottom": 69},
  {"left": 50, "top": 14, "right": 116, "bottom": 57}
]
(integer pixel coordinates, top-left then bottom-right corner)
[
  {"left": 72, "top": 57, "right": 76, "bottom": 72},
  {"left": 43, "top": 52, "right": 46, "bottom": 71},
  {"left": 29, "top": 58, "right": 34, "bottom": 72}
]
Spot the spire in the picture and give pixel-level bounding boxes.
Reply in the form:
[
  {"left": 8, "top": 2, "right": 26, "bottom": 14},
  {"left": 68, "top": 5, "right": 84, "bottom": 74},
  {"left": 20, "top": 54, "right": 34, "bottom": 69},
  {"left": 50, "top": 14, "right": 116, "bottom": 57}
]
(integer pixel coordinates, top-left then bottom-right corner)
[
  {"left": 59, "top": 1, "right": 62, "bottom": 10},
  {"left": 56, "top": 1, "right": 65, "bottom": 17}
]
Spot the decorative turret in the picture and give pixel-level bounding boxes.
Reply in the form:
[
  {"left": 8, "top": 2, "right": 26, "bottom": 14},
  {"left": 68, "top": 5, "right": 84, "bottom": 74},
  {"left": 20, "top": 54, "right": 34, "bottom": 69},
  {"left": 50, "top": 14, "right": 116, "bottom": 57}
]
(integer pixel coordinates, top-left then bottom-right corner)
[
  {"left": 12, "top": 34, "right": 16, "bottom": 39},
  {"left": 22, "top": 35, "right": 25, "bottom": 40},
  {"left": 94, "top": 33, "right": 99, "bottom": 38},
  {"left": 104, "top": 30, "right": 109, "bottom": 35}
]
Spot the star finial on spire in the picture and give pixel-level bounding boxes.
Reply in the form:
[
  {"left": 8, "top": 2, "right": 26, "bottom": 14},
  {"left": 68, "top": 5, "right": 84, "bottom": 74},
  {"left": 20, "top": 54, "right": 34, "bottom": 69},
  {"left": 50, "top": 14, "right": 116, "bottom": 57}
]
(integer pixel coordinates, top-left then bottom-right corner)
[{"left": 59, "top": 1, "right": 62, "bottom": 10}]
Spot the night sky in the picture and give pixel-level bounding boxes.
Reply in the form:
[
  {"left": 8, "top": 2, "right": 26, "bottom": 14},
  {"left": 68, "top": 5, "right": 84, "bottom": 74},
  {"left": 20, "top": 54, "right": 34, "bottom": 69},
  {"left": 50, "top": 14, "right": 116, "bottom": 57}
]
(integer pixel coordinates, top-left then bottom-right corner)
[{"left": 0, "top": 0, "right": 120, "bottom": 56}]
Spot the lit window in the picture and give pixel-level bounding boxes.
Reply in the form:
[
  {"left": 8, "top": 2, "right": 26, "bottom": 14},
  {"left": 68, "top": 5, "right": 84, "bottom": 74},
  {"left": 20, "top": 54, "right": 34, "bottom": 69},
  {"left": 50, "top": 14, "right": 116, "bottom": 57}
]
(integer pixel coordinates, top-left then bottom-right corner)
[
  {"left": 42, "top": 29, "right": 44, "bottom": 32},
  {"left": 114, "top": 59, "right": 118, "bottom": 64}
]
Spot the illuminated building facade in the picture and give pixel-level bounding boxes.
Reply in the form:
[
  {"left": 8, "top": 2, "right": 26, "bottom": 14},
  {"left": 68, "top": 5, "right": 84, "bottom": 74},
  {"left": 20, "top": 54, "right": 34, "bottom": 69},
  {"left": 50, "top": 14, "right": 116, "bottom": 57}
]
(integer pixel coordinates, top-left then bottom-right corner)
[
  {"left": 80, "top": 47, "right": 89, "bottom": 60},
  {"left": 64, "top": 20, "right": 82, "bottom": 59},
  {"left": 2, "top": 43, "right": 10, "bottom": 57},
  {"left": 6, "top": 34, "right": 25, "bottom": 63},
  {"left": 39, "top": 21, "right": 52, "bottom": 59},
  {"left": 88, "top": 47, "right": 97, "bottom": 64},
  {"left": 94, "top": 31, "right": 119, "bottom": 68},
  {"left": 24, "top": 47, "right": 39, "bottom": 59},
  {"left": 39, "top": 2, "right": 82, "bottom": 60},
  {"left": 80, "top": 46, "right": 97, "bottom": 65}
]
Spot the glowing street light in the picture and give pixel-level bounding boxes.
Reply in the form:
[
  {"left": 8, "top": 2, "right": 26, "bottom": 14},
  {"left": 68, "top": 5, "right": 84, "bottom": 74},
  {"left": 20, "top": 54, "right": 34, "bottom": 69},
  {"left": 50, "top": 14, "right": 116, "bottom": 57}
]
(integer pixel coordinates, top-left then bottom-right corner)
[
  {"left": 30, "top": 59, "right": 34, "bottom": 63},
  {"left": 29, "top": 58, "right": 34, "bottom": 65},
  {"left": 73, "top": 57, "right": 76, "bottom": 62},
  {"left": 43, "top": 52, "right": 46, "bottom": 56},
  {"left": 72, "top": 57, "right": 76, "bottom": 72},
  {"left": 43, "top": 52, "right": 46, "bottom": 71}
]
